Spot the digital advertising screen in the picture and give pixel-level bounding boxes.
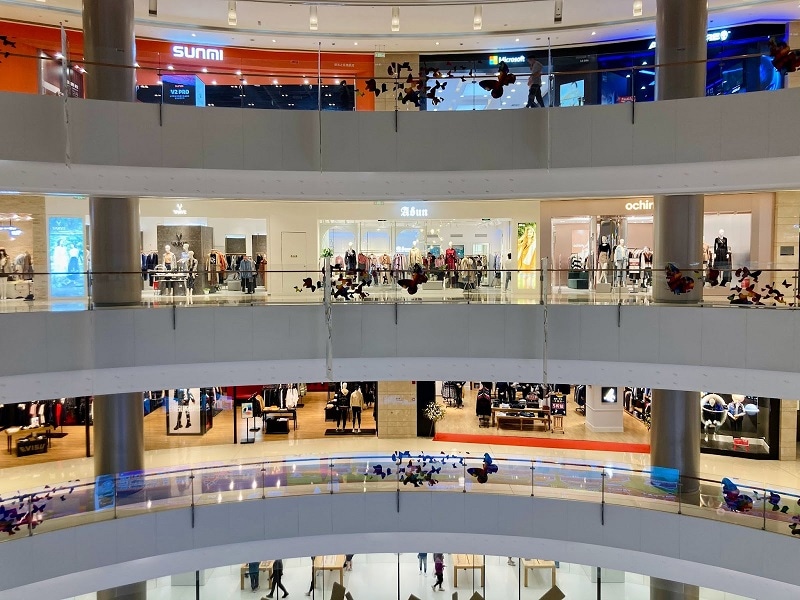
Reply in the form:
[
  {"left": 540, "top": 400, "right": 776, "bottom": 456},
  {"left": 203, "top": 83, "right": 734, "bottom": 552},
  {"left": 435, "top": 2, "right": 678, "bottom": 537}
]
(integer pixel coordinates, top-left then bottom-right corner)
[
  {"left": 163, "top": 74, "right": 206, "bottom": 107},
  {"left": 48, "top": 216, "right": 85, "bottom": 298}
]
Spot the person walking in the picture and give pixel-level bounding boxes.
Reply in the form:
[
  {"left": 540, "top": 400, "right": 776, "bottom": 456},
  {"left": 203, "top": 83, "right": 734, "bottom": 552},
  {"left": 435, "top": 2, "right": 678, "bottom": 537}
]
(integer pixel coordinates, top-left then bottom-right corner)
[
  {"left": 239, "top": 254, "right": 256, "bottom": 294},
  {"left": 526, "top": 55, "right": 545, "bottom": 108},
  {"left": 417, "top": 552, "right": 428, "bottom": 574},
  {"left": 502, "top": 252, "right": 514, "bottom": 292},
  {"left": 305, "top": 556, "right": 316, "bottom": 597},
  {"left": 432, "top": 553, "right": 445, "bottom": 591},
  {"left": 247, "top": 561, "right": 261, "bottom": 592},
  {"left": 265, "top": 558, "right": 288, "bottom": 598}
]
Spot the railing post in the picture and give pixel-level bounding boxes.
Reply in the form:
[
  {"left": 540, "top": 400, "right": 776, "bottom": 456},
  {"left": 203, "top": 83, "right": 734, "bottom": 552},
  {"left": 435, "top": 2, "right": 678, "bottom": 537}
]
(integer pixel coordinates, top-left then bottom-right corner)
[
  {"left": 762, "top": 487, "right": 767, "bottom": 531},
  {"left": 113, "top": 475, "right": 118, "bottom": 519},
  {"left": 27, "top": 494, "right": 33, "bottom": 537},
  {"left": 329, "top": 460, "right": 334, "bottom": 495},
  {"left": 601, "top": 469, "right": 606, "bottom": 526},
  {"left": 531, "top": 461, "right": 535, "bottom": 498},
  {"left": 261, "top": 463, "right": 266, "bottom": 500},
  {"left": 677, "top": 477, "right": 682, "bottom": 515},
  {"left": 190, "top": 470, "right": 195, "bottom": 528},
  {"left": 395, "top": 457, "right": 400, "bottom": 513}
]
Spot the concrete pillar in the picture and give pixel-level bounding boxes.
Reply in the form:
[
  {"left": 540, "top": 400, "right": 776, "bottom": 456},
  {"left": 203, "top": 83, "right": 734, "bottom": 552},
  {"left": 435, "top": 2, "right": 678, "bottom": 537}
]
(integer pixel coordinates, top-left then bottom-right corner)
[
  {"left": 83, "top": 2, "right": 144, "bottom": 598},
  {"left": 651, "top": 5, "right": 707, "bottom": 598}
]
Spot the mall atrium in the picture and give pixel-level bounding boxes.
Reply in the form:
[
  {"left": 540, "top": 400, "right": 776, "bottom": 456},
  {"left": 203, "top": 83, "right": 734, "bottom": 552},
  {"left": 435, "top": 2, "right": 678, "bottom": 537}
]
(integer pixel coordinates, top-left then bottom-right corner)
[{"left": 0, "top": 0, "right": 798, "bottom": 599}]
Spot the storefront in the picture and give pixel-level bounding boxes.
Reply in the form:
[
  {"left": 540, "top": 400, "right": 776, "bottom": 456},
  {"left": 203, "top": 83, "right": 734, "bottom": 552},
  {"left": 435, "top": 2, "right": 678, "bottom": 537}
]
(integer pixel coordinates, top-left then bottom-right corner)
[{"left": 539, "top": 193, "right": 774, "bottom": 293}]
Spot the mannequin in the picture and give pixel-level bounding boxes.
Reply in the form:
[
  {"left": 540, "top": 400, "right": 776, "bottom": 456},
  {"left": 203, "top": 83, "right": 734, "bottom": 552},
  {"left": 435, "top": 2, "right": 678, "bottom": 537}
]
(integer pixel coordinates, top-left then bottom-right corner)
[
  {"left": 597, "top": 236, "right": 611, "bottom": 284},
  {"left": 727, "top": 394, "right": 746, "bottom": 433},
  {"left": 350, "top": 385, "right": 364, "bottom": 433},
  {"left": 445, "top": 242, "right": 457, "bottom": 287},
  {"left": 714, "top": 229, "right": 731, "bottom": 286},
  {"left": 0, "top": 248, "right": 8, "bottom": 300},
  {"left": 460, "top": 255, "right": 475, "bottom": 289},
  {"left": 181, "top": 243, "right": 190, "bottom": 261},
  {"left": 337, "top": 382, "right": 350, "bottom": 431},
  {"left": 640, "top": 246, "right": 653, "bottom": 287},
  {"left": 163, "top": 244, "right": 176, "bottom": 295},
  {"left": 185, "top": 250, "right": 198, "bottom": 304},
  {"left": 344, "top": 243, "right": 357, "bottom": 272},
  {"left": 613, "top": 238, "right": 628, "bottom": 287},
  {"left": 701, "top": 393, "right": 727, "bottom": 441},
  {"left": 409, "top": 241, "right": 423, "bottom": 269}
]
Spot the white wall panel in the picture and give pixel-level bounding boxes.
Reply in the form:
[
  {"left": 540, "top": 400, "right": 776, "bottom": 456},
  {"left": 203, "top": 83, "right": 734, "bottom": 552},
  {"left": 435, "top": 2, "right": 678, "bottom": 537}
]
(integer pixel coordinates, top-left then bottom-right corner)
[
  {"left": 1, "top": 305, "right": 800, "bottom": 400},
  {"left": 767, "top": 89, "right": 800, "bottom": 158},
  {"left": 354, "top": 111, "right": 399, "bottom": 173},
  {"left": 589, "top": 104, "right": 634, "bottom": 167},
  {"left": 320, "top": 110, "right": 360, "bottom": 172},
  {"left": 67, "top": 99, "right": 121, "bottom": 166},
  {"left": 511, "top": 108, "right": 548, "bottom": 170},
  {"left": 280, "top": 111, "right": 320, "bottom": 171},
  {"left": 0, "top": 93, "right": 65, "bottom": 163},
  {"left": 720, "top": 93, "right": 770, "bottom": 162},
  {"left": 550, "top": 106, "right": 593, "bottom": 168},
  {"left": 241, "top": 109, "right": 283, "bottom": 170},
  {"left": 632, "top": 99, "right": 677, "bottom": 166},
  {"left": 1, "top": 493, "right": 799, "bottom": 600},
  {"left": 674, "top": 95, "right": 723, "bottom": 164},
  {"left": 117, "top": 102, "right": 163, "bottom": 167},
  {"left": 161, "top": 104, "right": 206, "bottom": 168},
  {"left": 201, "top": 106, "right": 244, "bottom": 170}
]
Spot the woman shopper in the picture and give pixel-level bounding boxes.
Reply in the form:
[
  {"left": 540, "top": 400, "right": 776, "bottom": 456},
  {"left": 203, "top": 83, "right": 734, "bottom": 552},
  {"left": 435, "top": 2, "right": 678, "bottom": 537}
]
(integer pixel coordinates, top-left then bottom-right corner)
[
  {"left": 432, "top": 553, "right": 445, "bottom": 591},
  {"left": 417, "top": 552, "right": 428, "bottom": 574}
]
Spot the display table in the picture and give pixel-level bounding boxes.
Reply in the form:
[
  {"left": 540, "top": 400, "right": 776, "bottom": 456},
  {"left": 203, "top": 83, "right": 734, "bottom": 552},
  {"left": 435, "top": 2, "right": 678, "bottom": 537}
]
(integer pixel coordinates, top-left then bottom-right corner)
[
  {"left": 5, "top": 425, "right": 52, "bottom": 454},
  {"left": 522, "top": 559, "right": 556, "bottom": 588},
  {"left": 16, "top": 435, "right": 49, "bottom": 457},
  {"left": 150, "top": 271, "right": 188, "bottom": 295},
  {"left": 313, "top": 555, "right": 345, "bottom": 586},
  {"left": 493, "top": 407, "right": 550, "bottom": 431},
  {"left": 262, "top": 408, "right": 297, "bottom": 431},
  {"left": 452, "top": 554, "right": 484, "bottom": 587},
  {"left": 239, "top": 561, "right": 273, "bottom": 590}
]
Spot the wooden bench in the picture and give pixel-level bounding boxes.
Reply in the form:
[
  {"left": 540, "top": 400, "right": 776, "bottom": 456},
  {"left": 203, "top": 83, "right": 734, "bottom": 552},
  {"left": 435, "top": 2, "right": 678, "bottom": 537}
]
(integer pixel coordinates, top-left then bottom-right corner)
[
  {"left": 452, "top": 554, "right": 484, "bottom": 587},
  {"left": 496, "top": 415, "right": 550, "bottom": 431},
  {"left": 522, "top": 558, "right": 556, "bottom": 588},
  {"left": 239, "top": 561, "right": 273, "bottom": 590}
]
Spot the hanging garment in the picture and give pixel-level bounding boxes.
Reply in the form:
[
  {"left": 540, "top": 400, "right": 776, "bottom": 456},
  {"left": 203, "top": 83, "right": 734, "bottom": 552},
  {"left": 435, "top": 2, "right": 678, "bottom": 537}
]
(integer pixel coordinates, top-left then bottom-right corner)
[{"left": 445, "top": 247, "right": 457, "bottom": 270}]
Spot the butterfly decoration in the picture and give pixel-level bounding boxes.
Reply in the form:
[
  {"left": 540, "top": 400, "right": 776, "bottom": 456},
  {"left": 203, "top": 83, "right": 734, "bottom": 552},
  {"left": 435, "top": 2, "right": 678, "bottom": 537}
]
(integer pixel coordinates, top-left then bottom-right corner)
[
  {"left": 397, "top": 268, "right": 429, "bottom": 295},
  {"left": 769, "top": 37, "right": 800, "bottom": 74},
  {"left": 367, "top": 465, "right": 392, "bottom": 480},
  {"left": 728, "top": 267, "right": 797, "bottom": 307},
  {"left": 467, "top": 453, "right": 499, "bottom": 484},
  {"left": 364, "top": 78, "right": 388, "bottom": 97},
  {"left": 294, "top": 278, "right": 317, "bottom": 293},
  {"left": 0, "top": 36, "right": 16, "bottom": 48},
  {"left": 479, "top": 61, "right": 517, "bottom": 99},
  {"left": 664, "top": 263, "right": 694, "bottom": 295},
  {"left": 1, "top": 479, "right": 78, "bottom": 536},
  {"left": 721, "top": 478, "right": 754, "bottom": 513}
]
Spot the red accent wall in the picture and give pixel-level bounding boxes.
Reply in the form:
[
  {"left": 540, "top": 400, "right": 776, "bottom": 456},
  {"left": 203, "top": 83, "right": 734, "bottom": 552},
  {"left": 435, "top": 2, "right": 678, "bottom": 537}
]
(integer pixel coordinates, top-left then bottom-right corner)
[{"left": 0, "top": 20, "right": 374, "bottom": 110}]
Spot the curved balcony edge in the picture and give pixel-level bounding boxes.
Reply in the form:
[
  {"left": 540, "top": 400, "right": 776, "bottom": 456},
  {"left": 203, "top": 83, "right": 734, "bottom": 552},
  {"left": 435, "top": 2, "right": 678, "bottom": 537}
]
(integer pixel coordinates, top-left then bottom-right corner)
[
  {"left": 0, "top": 494, "right": 796, "bottom": 600},
  {"left": 2, "top": 89, "right": 800, "bottom": 198},
  {"left": 0, "top": 303, "right": 798, "bottom": 401}
]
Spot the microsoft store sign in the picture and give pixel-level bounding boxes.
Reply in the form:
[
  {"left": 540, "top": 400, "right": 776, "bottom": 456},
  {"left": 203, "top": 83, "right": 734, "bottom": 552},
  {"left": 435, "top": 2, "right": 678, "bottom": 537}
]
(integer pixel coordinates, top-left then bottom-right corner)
[
  {"left": 647, "top": 30, "right": 730, "bottom": 50},
  {"left": 488, "top": 54, "right": 526, "bottom": 66}
]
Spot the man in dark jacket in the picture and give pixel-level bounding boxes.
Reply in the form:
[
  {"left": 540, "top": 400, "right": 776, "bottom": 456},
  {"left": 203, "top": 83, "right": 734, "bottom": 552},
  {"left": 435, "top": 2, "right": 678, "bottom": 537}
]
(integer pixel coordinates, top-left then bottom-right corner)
[{"left": 265, "top": 558, "right": 288, "bottom": 598}]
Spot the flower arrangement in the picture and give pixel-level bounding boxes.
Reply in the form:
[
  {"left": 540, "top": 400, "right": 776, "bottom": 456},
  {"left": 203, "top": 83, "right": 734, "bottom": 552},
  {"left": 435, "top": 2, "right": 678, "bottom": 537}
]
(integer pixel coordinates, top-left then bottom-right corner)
[
  {"left": 423, "top": 401, "right": 446, "bottom": 423},
  {"left": 320, "top": 247, "right": 334, "bottom": 258}
]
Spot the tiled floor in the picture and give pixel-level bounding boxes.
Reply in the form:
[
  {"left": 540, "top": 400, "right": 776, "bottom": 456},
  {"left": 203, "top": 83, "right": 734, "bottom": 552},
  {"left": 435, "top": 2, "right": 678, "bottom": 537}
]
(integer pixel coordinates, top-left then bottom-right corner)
[{"left": 65, "top": 554, "right": 750, "bottom": 600}]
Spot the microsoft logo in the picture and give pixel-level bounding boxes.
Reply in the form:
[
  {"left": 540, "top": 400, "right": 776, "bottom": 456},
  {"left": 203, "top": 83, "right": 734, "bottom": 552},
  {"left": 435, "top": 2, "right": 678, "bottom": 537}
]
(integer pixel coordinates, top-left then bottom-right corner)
[{"left": 488, "top": 54, "right": 526, "bottom": 66}]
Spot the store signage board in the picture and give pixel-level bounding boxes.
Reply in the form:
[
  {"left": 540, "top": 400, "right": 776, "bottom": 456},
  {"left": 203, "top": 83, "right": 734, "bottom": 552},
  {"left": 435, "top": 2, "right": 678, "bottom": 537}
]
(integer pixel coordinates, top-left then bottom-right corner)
[
  {"left": 489, "top": 54, "right": 526, "bottom": 66},
  {"left": 625, "top": 200, "right": 653, "bottom": 212},
  {"left": 550, "top": 395, "right": 567, "bottom": 416},
  {"left": 400, "top": 206, "right": 429, "bottom": 217},
  {"left": 648, "top": 29, "right": 730, "bottom": 50},
  {"left": 172, "top": 45, "right": 224, "bottom": 61}
]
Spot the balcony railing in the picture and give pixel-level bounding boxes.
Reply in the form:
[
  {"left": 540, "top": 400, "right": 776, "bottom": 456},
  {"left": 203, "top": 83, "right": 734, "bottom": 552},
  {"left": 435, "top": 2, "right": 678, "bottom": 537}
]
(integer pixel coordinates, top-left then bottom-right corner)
[{"left": 1, "top": 451, "right": 798, "bottom": 542}]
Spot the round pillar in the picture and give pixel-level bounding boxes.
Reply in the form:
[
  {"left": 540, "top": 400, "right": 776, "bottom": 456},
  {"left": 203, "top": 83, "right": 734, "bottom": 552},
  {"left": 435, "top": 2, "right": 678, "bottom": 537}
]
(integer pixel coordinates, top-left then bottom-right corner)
[{"left": 652, "top": 194, "right": 704, "bottom": 303}]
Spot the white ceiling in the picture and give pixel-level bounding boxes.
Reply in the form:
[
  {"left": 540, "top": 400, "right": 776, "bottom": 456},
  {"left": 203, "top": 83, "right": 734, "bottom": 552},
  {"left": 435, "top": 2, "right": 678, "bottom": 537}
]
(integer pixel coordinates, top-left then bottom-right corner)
[{"left": 0, "top": 0, "right": 797, "bottom": 52}]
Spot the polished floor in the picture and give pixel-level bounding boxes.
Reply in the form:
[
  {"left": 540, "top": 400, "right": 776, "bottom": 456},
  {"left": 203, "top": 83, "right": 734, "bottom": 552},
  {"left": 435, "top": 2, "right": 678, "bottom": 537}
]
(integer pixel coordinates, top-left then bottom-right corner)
[{"left": 65, "top": 554, "right": 749, "bottom": 600}]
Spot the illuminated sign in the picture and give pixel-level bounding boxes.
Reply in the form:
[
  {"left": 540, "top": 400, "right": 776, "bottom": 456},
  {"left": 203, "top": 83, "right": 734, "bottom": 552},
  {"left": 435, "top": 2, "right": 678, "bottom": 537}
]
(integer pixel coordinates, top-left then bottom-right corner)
[
  {"left": 488, "top": 54, "right": 526, "bottom": 66},
  {"left": 173, "top": 203, "right": 187, "bottom": 215},
  {"left": 400, "top": 206, "right": 428, "bottom": 217},
  {"left": 625, "top": 200, "right": 653, "bottom": 211},
  {"left": 648, "top": 30, "right": 730, "bottom": 50},
  {"left": 172, "top": 45, "right": 224, "bottom": 61}
]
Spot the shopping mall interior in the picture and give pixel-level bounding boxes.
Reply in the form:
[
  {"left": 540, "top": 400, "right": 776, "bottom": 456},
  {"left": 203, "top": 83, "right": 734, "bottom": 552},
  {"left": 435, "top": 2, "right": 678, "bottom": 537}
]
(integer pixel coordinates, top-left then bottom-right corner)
[{"left": 2, "top": 0, "right": 800, "bottom": 599}]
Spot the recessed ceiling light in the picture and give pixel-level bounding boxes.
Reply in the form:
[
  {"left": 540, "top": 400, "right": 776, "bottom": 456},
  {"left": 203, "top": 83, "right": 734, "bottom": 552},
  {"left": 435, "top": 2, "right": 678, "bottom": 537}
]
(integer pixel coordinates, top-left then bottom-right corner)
[
  {"left": 211, "top": 80, "right": 217, "bottom": 85},
  {"left": 354, "top": 42, "right": 358, "bottom": 46},
  {"left": 435, "top": 42, "right": 439, "bottom": 46},
  {"left": 236, "top": 70, "right": 242, "bottom": 75},
  {"left": 592, "top": 31, "right": 596, "bottom": 36},
  {"left": 515, "top": 38, "right": 519, "bottom": 42},
  {"left": 191, "top": 33, "right": 196, "bottom": 37},
  {"left": 202, "top": 67, "right": 208, "bottom": 73},
  {"left": 166, "top": 65, "right": 174, "bottom": 70},
  {"left": 272, "top": 39, "right": 276, "bottom": 43}
]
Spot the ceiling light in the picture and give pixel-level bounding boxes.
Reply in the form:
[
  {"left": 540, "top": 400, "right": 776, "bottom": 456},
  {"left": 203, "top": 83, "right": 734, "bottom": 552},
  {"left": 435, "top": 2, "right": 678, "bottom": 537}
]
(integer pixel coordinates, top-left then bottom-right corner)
[
  {"left": 473, "top": 5, "right": 483, "bottom": 31},
  {"left": 134, "top": 62, "right": 140, "bottom": 68},
  {"left": 515, "top": 38, "right": 519, "bottom": 42},
  {"left": 228, "top": 1, "right": 237, "bottom": 26},
  {"left": 309, "top": 6, "right": 318, "bottom": 31},
  {"left": 633, "top": 0, "right": 643, "bottom": 17},
  {"left": 354, "top": 42, "right": 358, "bottom": 46},
  {"left": 591, "top": 31, "right": 596, "bottom": 36},
  {"left": 148, "top": 0, "right": 157, "bottom": 16},
  {"left": 273, "top": 79, "right": 279, "bottom": 85},
  {"left": 191, "top": 33, "right": 196, "bottom": 37},
  {"left": 242, "top": 79, "right": 247, "bottom": 84},
  {"left": 236, "top": 70, "right": 242, "bottom": 75},
  {"left": 391, "top": 7, "right": 400, "bottom": 32},
  {"left": 304, "top": 78, "right": 309, "bottom": 84},
  {"left": 211, "top": 80, "right": 217, "bottom": 85},
  {"left": 435, "top": 42, "right": 440, "bottom": 46},
  {"left": 202, "top": 67, "right": 208, "bottom": 73},
  {"left": 272, "top": 39, "right": 276, "bottom": 43}
]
